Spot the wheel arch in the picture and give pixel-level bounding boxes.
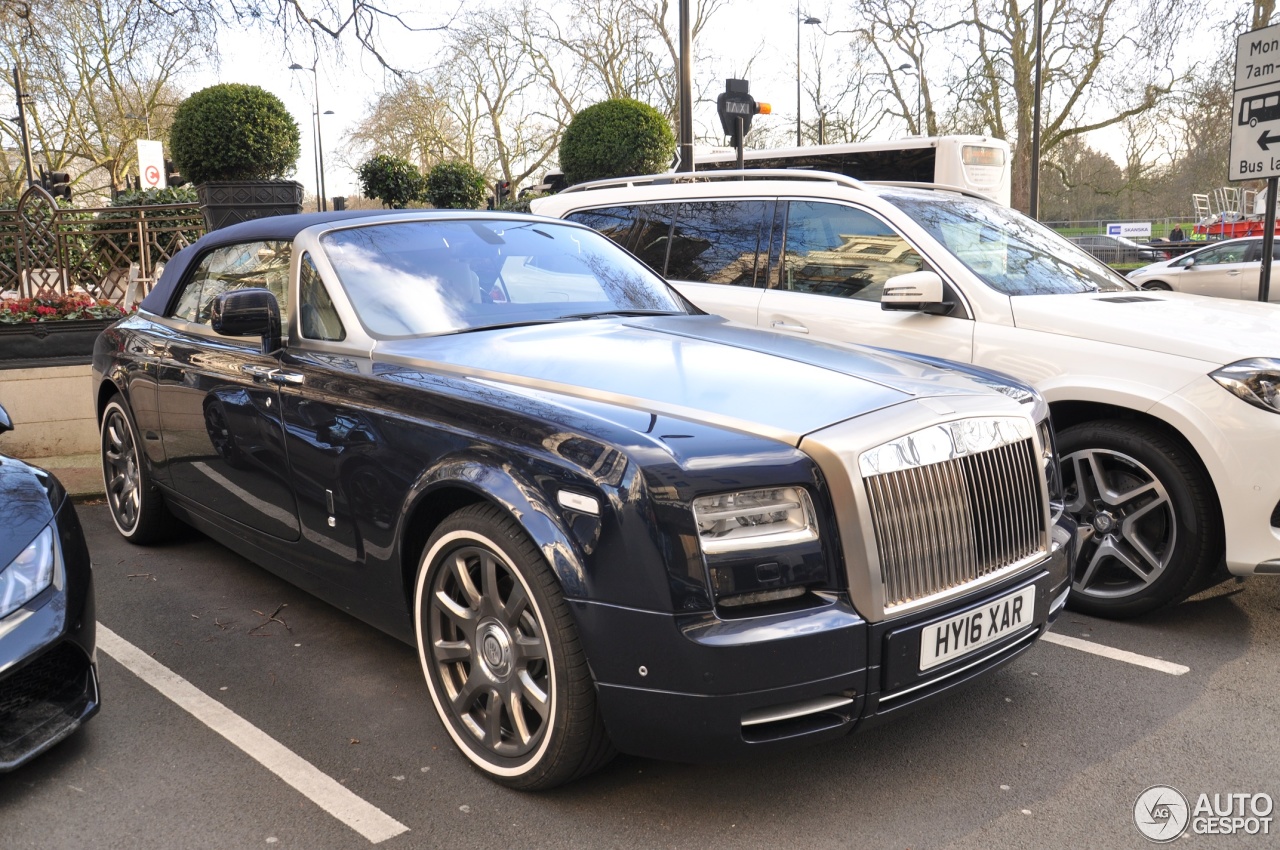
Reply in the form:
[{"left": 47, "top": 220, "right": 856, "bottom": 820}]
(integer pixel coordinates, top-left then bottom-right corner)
[
  {"left": 397, "top": 458, "right": 592, "bottom": 614},
  {"left": 1048, "top": 398, "right": 1224, "bottom": 528},
  {"left": 95, "top": 375, "right": 125, "bottom": 423}
]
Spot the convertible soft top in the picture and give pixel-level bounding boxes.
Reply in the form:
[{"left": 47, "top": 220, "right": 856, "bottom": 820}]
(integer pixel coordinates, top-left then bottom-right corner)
[{"left": 139, "top": 209, "right": 447, "bottom": 315}]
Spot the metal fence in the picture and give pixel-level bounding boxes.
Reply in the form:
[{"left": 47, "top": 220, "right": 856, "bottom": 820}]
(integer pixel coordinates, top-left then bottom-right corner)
[{"left": 0, "top": 185, "right": 205, "bottom": 308}]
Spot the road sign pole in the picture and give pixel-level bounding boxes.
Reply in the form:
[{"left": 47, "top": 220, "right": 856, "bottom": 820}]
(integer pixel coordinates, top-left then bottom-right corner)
[{"left": 1262, "top": 176, "right": 1277, "bottom": 302}]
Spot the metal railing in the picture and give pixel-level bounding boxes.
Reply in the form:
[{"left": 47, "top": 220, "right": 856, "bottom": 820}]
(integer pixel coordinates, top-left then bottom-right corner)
[{"left": 0, "top": 185, "right": 205, "bottom": 308}]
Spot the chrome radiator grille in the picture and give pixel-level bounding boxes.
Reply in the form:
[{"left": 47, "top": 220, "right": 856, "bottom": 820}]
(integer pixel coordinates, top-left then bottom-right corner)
[{"left": 863, "top": 435, "right": 1047, "bottom": 609}]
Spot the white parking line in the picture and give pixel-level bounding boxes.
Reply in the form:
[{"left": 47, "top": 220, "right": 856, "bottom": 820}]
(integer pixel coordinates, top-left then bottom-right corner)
[
  {"left": 96, "top": 625, "right": 410, "bottom": 844},
  {"left": 1041, "top": 631, "right": 1190, "bottom": 676}
]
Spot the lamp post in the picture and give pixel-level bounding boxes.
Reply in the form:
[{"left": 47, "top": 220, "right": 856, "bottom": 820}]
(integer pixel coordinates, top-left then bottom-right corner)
[
  {"left": 896, "top": 62, "right": 924, "bottom": 135},
  {"left": 796, "top": 6, "right": 821, "bottom": 147},
  {"left": 289, "top": 61, "right": 328, "bottom": 212},
  {"left": 125, "top": 111, "right": 151, "bottom": 138}
]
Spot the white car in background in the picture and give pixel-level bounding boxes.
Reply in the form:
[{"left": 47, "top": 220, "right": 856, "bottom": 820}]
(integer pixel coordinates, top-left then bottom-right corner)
[
  {"left": 1127, "top": 237, "right": 1280, "bottom": 302},
  {"left": 534, "top": 171, "right": 1280, "bottom": 619}
]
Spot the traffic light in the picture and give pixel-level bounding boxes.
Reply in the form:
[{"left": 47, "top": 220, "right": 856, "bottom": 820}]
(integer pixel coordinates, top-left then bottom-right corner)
[
  {"left": 38, "top": 166, "right": 72, "bottom": 201},
  {"left": 494, "top": 180, "right": 511, "bottom": 205},
  {"left": 716, "top": 79, "right": 770, "bottom": 147}
]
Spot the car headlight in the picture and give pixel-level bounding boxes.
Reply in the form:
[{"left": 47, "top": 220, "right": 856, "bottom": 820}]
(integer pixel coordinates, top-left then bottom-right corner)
[
  {"left": 1211, "top": 358, "right": 1280, "bottom": 414},
  {"left": 0, "top": 525, "right": 56, "bottom": 620},
  {"left": 692, "top": 487, "right": 819, "bottom": 555}
]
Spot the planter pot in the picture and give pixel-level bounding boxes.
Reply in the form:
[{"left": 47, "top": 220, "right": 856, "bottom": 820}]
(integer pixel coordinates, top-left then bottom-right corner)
[
  {"left": 0, "top": 318, "right": 115, "bottom": 369},
  {"left": 196, "top": 180, "right": 304, "bottom": 232}
]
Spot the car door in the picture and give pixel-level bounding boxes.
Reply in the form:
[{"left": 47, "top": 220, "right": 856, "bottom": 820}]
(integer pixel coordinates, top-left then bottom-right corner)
[
  {"left": 153, "top": 239, "right": 301, "bottom": 540},
  {"left": 756, "top": 199, "right": 975, "bottom": 361},
  {"left": 1175, "top": 240, "right": 1256, "bottom": 298}
]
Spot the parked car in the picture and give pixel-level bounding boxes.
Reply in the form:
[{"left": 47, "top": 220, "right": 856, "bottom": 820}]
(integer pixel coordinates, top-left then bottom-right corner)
[
  {"left": 532, "top": 171, "right": 1280, "bottom": 620},
  {"left": 1127, "top": 237, "right": 1280, "bottom": 302},
  {"left": 0, "top": 403, "right": 100, "bottom": 772},
  {"left": 1067, "top": 234, "right": 1167, "bottom": 264},
  {"left": 94, "top": 209, "right": 1074, "bottom": 789}
]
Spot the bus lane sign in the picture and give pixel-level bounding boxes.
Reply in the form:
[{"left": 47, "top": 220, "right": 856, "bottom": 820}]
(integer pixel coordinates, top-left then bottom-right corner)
[{"left": 1233, "top": 23, "right": 1280, "bottom": 181}]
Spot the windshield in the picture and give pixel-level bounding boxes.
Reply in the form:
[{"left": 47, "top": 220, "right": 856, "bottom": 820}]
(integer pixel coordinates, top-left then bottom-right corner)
[
  {"left": 886, "top": 193, "right": 1135, "bottom": 295},
  {"left": 321, "top": 218, "right": 686, "bottom": 338}
]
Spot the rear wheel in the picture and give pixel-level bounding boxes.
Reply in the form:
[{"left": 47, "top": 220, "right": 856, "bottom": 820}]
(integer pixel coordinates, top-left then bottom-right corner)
[
  {"left": 101, "top": 396, "right": 172, "bottom": 543},
  {"left": 1059, "top": 420, "right": 1222, "bottom": 618},
  {"left": 414, "top": 503, "right": 613, "bottom": 789}
]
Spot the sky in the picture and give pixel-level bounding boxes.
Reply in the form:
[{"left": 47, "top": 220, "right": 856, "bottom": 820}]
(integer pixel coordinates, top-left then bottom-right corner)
[
  {"left": 197, "top": 1, "right": 906, "bottom": 200},
  {"left": 193, "top": 1, "right": 1227, "bottom": 202}
]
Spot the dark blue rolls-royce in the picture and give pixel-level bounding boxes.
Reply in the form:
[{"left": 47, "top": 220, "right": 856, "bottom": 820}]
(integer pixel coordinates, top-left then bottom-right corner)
[{"left": 93, "top": 210, "right": 1073, "bottom": 789}]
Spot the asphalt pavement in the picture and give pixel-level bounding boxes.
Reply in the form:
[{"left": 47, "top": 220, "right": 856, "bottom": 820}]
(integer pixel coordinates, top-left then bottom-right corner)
[{"left": 2, "top": 504, "right": 1279, "bottom": 849}]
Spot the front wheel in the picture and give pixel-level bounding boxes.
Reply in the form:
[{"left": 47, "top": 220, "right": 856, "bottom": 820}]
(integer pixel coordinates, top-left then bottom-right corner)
[
  {"left": 101, "top": 395, "right": 172, "bottom": 543},
  {"left": 1059, "top": 420, "right": 1222, "bottom": 618},
  {"left": 1140, "top": 280, "right": 1172, "bottom": 291},
  {"left": 414, "top": 503, "right": 613, "bottom": 789}
]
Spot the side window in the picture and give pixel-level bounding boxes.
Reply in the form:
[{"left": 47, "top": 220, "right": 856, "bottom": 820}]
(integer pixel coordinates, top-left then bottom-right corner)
[
  {"left": 565, "top": 207, "right": 643, "bottom": 252},
  {"left": 665, "top": 200, "right": 770, "bottom": 286},
  {"left": 298, "top": 253, "right": 346, "bottom": 341},
  {"left": 169, "top": 240, "right": 292, "bottom": 326},
  {"left": 1195, "top": 243, "right": 1249, "bottom": 266},
  {"left": 779, "top": 201, "right": 922, "bottom": 301},
  {"left": 566, "top": 203, "right": 675, "bottom": 274}
]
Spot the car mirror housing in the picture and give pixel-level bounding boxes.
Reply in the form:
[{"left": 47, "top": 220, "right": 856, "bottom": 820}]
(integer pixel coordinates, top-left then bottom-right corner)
[
  {"left": 881, "top": 270, "right": 953, "bottom": 315},
  {"left": 0, "top": 403, "right": 11, "bottom": 434},
  {"left": 211, "top": 288, "right": 282, "bottom": 355}
]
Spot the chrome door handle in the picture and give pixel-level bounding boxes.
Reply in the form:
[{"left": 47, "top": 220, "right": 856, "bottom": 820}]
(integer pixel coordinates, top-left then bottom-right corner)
[
  {"left": 241, "top": 364, "right": 305, "bottom": 385},
  {"left": 771, "top": 321, "right": 809, "bottom": 334}
]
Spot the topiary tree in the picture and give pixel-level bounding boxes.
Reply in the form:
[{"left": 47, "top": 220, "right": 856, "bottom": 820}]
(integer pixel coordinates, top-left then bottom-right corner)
[
  {"left": 558, "top": 98, "right": 676, "bottom": 186},
  {"left": 356, "top": 154, "right": 426, "bottom": 209},
  {"left": 425, "top": 161, "right": 488, "bottom": 209},
  {"left": 169, "top": 84, "right": 301, "bottom": 185}
]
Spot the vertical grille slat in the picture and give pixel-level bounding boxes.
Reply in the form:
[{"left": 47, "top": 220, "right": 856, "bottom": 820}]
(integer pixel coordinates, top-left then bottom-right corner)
[{"left": 864, "top": 432, "right": 1047, "bottom": 610}]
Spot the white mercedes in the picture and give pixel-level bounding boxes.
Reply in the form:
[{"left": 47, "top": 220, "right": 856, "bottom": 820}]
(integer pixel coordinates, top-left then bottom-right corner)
[{"left": 535, "top": 171, "right": 1280, "bottom": 618}]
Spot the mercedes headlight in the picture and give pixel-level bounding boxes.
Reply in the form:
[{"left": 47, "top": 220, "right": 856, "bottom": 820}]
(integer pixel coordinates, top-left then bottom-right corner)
[
  {"left": 0, "top": 525, "right": 55, "bottom": 620},
  {"left": 1211, "top": 359, "right": 1280, "bottom": 414},
  {"left": 692, "top": 487, "right": 818, "bottom": 555}
]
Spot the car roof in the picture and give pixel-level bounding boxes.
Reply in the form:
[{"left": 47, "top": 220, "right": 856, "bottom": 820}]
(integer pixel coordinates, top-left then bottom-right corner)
[{"left": 139, "top": 209, "right": 553, "bottom": 315}]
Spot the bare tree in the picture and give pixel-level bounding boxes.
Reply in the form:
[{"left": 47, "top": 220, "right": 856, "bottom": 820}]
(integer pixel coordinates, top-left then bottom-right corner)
[
  {"left": 1, "top": 0, "right": 214, "bottom": 200},
  {"left": 842, "top": 0, "right": 1191, "bottom": 212}
]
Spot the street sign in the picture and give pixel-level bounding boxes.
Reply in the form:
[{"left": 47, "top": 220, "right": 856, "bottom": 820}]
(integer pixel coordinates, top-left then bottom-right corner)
[
  {"left": 1232, "top": 23, "right": 1280, "bottom": 181},
  {"left": 137, "top": 139, "right": 165, "bottom": 190}
]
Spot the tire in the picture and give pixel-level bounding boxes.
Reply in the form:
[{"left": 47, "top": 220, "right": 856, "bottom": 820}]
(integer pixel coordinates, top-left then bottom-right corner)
[
  {"left": 1059, "top": 420, "right": 1221, "bottom": 618},
  {"left": 101, "top": 395, "right": 172, "bottom": 544},
  {"left": 1140, "top": 280, "right": 1172, "bottom": 291},
  {"left": 414, "top": 503, "right": 613, "bottom": 789}
]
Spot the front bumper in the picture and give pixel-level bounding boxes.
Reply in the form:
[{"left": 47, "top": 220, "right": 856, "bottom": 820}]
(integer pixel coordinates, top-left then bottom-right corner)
[
  {"left": 0, "top": 499, "right": 100, "bottom": 772},
  {"left": 1160, "top": 377, "right": 1280, "bottom": 576},
  {"left": 575, "top": 521, "right": 1072, "bottom": 763}
]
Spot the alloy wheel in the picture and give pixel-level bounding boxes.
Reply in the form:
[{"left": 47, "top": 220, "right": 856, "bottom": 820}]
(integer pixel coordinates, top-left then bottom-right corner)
[{"left": 1063, "top": 447, "right": 1176, "bottom": 601}]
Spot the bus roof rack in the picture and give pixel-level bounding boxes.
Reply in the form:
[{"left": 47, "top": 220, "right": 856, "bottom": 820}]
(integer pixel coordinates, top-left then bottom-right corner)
[{"left": 557, "top": 168, "right": 870, "bottom": 195}]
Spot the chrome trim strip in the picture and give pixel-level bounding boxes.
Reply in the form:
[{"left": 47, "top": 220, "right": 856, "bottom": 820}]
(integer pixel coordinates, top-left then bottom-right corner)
[
  {"left": 1050, "top": 587, "right": 1070, "bottom": 614},
  {"left": 741, "top": 695, "right": 856, "bottom": 727},
  {"left": 858, "top": 416, "right": 1034, "bottom": 477},
  {"left": 877, "top": 627, "right": 1039, "bottom": 706}
]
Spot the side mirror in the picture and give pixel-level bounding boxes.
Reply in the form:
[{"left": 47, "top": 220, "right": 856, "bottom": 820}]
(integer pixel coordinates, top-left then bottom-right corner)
[
  {"left": 1183, "top": 256, "right": 1195, "bottom": 268},
  {"left": 881, "top": 271, "right": 953, "bottom": 316},
  {"left": 211, "top": 288, "right": 282, "bottom": 355},
  {"left": 0, "top": 403, "right": 11, "bottom": 435}
]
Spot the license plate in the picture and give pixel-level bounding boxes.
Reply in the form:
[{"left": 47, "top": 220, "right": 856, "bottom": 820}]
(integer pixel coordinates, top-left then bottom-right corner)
[{"left": 919, "top": 585, "right": 1036, "bottom": 671}]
